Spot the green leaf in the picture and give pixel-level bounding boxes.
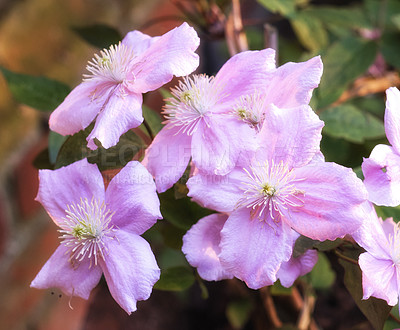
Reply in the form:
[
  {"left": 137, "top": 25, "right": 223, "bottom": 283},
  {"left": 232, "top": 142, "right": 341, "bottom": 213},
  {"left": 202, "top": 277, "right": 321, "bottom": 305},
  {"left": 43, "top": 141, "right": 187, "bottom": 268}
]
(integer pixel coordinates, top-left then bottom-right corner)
[
  {"left": 226, "top": 299, "right": 253, "bottom": 329},
  {"left": 317, "top": 38, "right": 378, "bottom": 108},
  {"left": 270, "top": 280, "right": 293, "bottom": 295},
  {"left": 365, "top": 0, "right": 400, "bottom": 30},
  {"left": 375, "top": 205, "right": 400, "bottom": 222},
  {"left": 256, "top": 0, "right": 297, "bottom": 17},
  {"left": 308, "top": 253, "right": 335, "bottom": 290},
  {"left": 55, "top": 128, "right": 90, "bottom": 169},
  {"left": 140, "top": 105, "right": 163, "bottom": 137},
  {"left": 293, "top": 236, "right": 318, "bottom": 258},
  {"left": 33, "top": 148, "right": 53, "bottom": 170},
  {"left": 72, "top": 24, "right": 121, "bottom": 49},
  {"left": 48, "top": 131, "right": 68, "bottom": 164},
  {"left": 339, "top": 257, "right": 392, "bottom": 330},
  {"left": 320, "top": 104, "right": 385, "bottom": 143},
  {"left": 381, "top": 32, "right": 400, "bottom": 70},
  {"left": 154, "top": 266, "right": 195, "bottom": 291},
  {"left": 0, "top": 67, "right": 70, "bottom": 111}
]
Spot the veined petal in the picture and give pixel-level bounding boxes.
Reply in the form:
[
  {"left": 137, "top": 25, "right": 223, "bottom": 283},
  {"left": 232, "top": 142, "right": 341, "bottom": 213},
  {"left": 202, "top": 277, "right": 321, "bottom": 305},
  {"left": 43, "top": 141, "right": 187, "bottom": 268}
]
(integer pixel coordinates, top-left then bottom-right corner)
[
  {"left": 182, "top": 213, "right": 233, "bottom": 281},
  {"left": 127, "top": 23, "right": 200, "bottom": 94},
  {"left": 122, "top": 30, "right": 160, "bottom": 55},
  {"left": 106, "top": 161, "right": 161, "bottom": 235},
  {"left": 100, "top": 230, "right": 160, "bottom": 315},
  {"left": 36, "top": 159, "right": 105, "bottom": 227},
  {"left": 264, "top": 56, "right": 323, "bottom": 108},
  {"left": 30, "top": 244, "right": 102, "bottom": 300},
  {"left": 219, "top": 208, "right": 293, "bottom": 289},
  {"left": 142, "top": 124, "right": 192, "bottom": 193},
  {"left": 49, "top": 81, "right": 110, "bottom": 136},
  {"left": 362, "top": 144, "right": 400, "bottom": 206},
  {"left": 285, "top": 162, "right": 367, "bottom": 241},
  {"left": 86, "top": 88, "right": 143, "bottom": 150},
  {"left": 384, "top": 87, "right": 400, "bottom": 154}
]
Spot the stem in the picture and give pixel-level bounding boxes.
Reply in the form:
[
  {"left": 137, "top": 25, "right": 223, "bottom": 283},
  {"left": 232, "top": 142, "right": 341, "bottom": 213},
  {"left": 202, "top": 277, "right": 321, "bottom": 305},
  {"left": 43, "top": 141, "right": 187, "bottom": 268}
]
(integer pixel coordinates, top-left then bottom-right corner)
[
  {"left": 334, "top": 250, "right": 359, "bottom": 265},
  {"left": 260, "top": 287, "right": 283, "bottom": 328},
  {"left": 142, "top": 119, "right": 154, "bottom": 141},
  {"left": 389, "top": 312, "right": 400, "bottom": 324}
]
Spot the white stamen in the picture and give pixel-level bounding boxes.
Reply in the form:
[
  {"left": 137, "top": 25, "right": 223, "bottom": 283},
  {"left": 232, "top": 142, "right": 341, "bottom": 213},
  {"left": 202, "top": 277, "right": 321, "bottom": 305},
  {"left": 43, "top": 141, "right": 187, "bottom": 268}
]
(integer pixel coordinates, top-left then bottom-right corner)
[{"left": 232, "top": 93, "right": 266, "bottom": 131}]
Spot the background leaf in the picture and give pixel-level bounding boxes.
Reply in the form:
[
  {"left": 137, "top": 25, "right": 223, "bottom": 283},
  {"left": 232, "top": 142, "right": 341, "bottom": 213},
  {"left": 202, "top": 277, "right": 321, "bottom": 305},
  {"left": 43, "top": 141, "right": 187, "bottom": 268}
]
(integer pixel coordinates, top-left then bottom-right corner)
[
  {"left": 72, "top": 24, "right": 121, "bottom": 49},
  {"left": 154, "top": 266, "right": 195, "bottom": 291}
]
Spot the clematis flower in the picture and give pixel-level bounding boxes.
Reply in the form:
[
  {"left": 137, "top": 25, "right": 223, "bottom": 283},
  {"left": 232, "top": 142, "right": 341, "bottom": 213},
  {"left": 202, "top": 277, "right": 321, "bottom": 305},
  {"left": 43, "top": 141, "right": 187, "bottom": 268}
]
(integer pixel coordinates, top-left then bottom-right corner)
[
  {"left": 362, "top": 87, "right": 400, "bottom": 206},
  {"left": 186, "top": 104, "right": 367, "bottom": 289},
  {"left": 49, "top": 23, "right": 200, "bottom": 150},
  {"left": 352, "top": 202, "right": 400, "bottom": 310},
  {"left": 30, "top": 159, "right": 162, "bottom": 314},
  {"left": 143, "top": 51, "right": 323, "bottom": 193},
  {"left": 182, "top": 213, "right": 318, "bottom": 287}
]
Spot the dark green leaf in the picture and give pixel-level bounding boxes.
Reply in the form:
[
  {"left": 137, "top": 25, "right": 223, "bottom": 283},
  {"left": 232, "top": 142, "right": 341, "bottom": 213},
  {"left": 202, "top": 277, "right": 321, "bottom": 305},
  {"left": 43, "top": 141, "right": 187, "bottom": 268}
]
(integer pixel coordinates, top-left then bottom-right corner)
[
  {"left": 0, "top": 67, "right": 70, "bottom": 111},
  {"left": 48, "top": 131, "right": 68, "bottom": 164},
  {"left": 339, "top": 257, "right": 391, "bottom": 330},
  {"left": 270, "top": 280, "right": 293, "bottom": 295},
  {"left": 72, "top": 24, "right": 121, "bottom": 49},
  {"left": 375, "top": 205, "right": 400, "bottom": 222},
  {"left": 33, "top": 148, "right": 53, "bottom": 170},
  {"left": 226, "top": 299, "right": 253, "bottom": 329},
  {"left": 293, "top": 236, "right": 318, "bottom": 258},
  {"left": 314, "top": 239, "right": 343, "bottom": 252},
  {"left": 154, "top": 266, "right": 195, "bottom": 291},
  {"left": 140, "top": 105, "right": 163, "bottom": 137},
  {"left": 365, "top": 0, "right": 400, "bottom": 30},
  {"left": 308, "top": 253, "right": 335, "bottom": 290},
  {"left": 381, "top": 32, "right": 400, "bottom": 70},
  {"left": 257, "top": 0, "right": 297, "bottom": 17},
  {"left": 320, "top": 104, "right": 385, "bottom": 143}
]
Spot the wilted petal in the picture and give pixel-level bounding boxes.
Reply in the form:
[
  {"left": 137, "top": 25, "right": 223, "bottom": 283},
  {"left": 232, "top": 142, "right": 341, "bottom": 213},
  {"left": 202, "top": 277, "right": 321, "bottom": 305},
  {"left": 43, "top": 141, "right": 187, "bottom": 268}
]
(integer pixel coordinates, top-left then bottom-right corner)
[
  {"left": 100, "top": 230, "right": 160, "bottom": 314},
  {"left": 31, "top": 244, "right": 102, "bottom": 300},
  {"left": 219, "top": 208, "right": 293, "bottom": 289},
  {"left": 36, "top": 159, "right": 105, "bottom": 226},
  {"left": 182, "top": 213, "right": 233, "bottom": 281},
  {"left": 106, "top": 161, "right": 161, "bottom": 235},
  {"left": 384, "top": 87, "right": 400, "bottom": 153},
  {"left": 142, "top": 124, "right": 192, "bottom": 193}
]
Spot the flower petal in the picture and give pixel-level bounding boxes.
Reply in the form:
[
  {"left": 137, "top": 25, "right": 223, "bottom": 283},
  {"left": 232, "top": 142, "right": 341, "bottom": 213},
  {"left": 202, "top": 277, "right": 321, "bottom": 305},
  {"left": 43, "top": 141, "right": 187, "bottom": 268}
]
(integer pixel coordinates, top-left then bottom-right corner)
[
  {"left": 362, "top": 144, "right": 400, "bottom": 206},
  {"left": 219, "top": 208, "right": 293, "bottom": 289},
  {"left": 127, "top": 23, "right": 200, "bottom": 94},
  {"left": 86, "top": 88, "right": 143, "bottom": 150},
  {"left": 36, "top": 159, "right": 105, "bottom": 226},
  {"left": 99, "top": 230, "right": 160, "bottom": 314},
  {"left": 285, "top": 162, "right": 367, "bottom": 241},
  {"left": 264, "top": 56, "right": 323, "bottom": 108},
  {"left": 384, "top": 87, "right": 400, "bottom": 153},
  {"left": 182, "top": 213, "right": 233, "bottom": 281},
  {"left": 142, "top": 124, "right": 192, "bottom": 193},
  {"left": 122, "top": 30, "right": 159, "bottom": 55},
  {"left": 30, "top": 244, "right": 102, "bottom": 300},
  {"left": 106, "top": 161, "right": 161, "bottom": 235},
  {"left": 49, "top": 81, "right": 110, "bottom": 136}
]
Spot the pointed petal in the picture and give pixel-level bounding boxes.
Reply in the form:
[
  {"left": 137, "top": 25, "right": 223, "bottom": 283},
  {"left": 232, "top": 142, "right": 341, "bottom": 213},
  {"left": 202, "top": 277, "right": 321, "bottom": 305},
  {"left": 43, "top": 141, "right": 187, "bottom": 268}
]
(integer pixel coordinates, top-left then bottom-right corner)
[
  {"left": 285, "top": 162, "right": 367, "bottom": 241},
  {"left": 142, "top": 124, "right": 192, "bottom": 193},
  {"left": 106, "top": 161, "right": 161, "bottom": 235},
  {"left": 182, "top": 213, "right": 233, "bottom": 281},
  {"left": 31, "top": 244, "right": 102, "bottom": 299},
  {"left": 127, "top": 23, "right": 199, "bottom": 94},
  {"left": 100, "top": 230, "right": 160, "bottom": 314},
  {"left": 87, "top": 88, "right": 143, "bottom": 150},
  {"left": 362, "top": 144, "right": 400, "bottom": 206},
  {"left": 49, "top": 81, "right": 110, "bottom": 136},
  {"left": 122, "top": 30, "right": 159, "bottom": 55},
  {"left": 219, "top": 208, "right": 293, "bottom": 289},
  {"left": 264, "top": 56, "right": 323, "bottom": 108},
  {"left": 256, "top": 104, "right": 323, "bottom": 168},
  {"left": 187, "top": 167, "right": 245, "bottom": 213},
  {"left": 36, "top": 159, "right": 105, "bottom": 227},
  {"left": 384, "top": 87, "right": 400, "bottom": 153}
]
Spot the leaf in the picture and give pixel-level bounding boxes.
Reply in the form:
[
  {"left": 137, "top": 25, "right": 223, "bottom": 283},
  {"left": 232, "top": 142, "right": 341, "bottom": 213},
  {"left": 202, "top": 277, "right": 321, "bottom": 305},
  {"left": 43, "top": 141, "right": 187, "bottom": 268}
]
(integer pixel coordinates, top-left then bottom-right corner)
[
  {"left": 308, "top": 252, "right": 335, "bottom": 290},
  {"left": 154, "top": 266, "right": 195, "bottom": 291},
  {"left": 140, "top": 105, "right": 164, "bottom": 137},
  {"left": 33, "top": 148, "right": 53, "bottom": 170},
  {"left": 320, "top": 104, "right": 385, "bottom": 143},
  {"left": 270, "top": 280, "right": 293, "bottom": 295},
  {"left": 256, "top": 0, "right": 297, "bottom": 17},
  {"left": 317, "top": 37, "right": 378, "bottom": 108},
  {"left": 375, "top": 205, "right": 400, "bottom": 222},
  {"left": 0, "top": 67, "right": 70, "bottom": 111},
  {"left": 314, "top": 239, "right": 343, "bottom": 252},
  {"left": 365, "top": 0, "right": 400, "bottom": 30},
  {"left": 338, "top": 257, "right": 392, "bottom": 330},
  {"left": 48, "top": 131, "right": 68, "bottom": 164},
  {"left": 226, "top": 299, "right": 253, "bottom": 329},
  {"left": 72, "top": 24, "right": 121, "bottom": 49},
  {"left": 293, "top": 236, "right": 318, "bottom": 258},
  {"left": 381, "top": 32, "right": 400, "bottom": 70}
]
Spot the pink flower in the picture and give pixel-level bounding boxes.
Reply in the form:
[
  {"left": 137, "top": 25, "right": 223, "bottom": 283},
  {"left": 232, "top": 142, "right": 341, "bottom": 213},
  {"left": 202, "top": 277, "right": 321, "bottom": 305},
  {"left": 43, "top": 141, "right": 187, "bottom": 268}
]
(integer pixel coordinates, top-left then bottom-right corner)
[
  {"left": 30, "top": 159, "right": 162, "bottom": 314},
  {"left": 143, "top": 51, "right": 323, "bottom": 193},
  {"left": 186, "top": 104, "right": 367, "bottom": 289},
  {"left": 362, "top": 87, "right": 400, "bottom": 206},
  {"left": 49, "top": 23, "right": 200, "bottom": 150},
  {"left": 352, "top": 202, "right": 400, "bottom": 310}
]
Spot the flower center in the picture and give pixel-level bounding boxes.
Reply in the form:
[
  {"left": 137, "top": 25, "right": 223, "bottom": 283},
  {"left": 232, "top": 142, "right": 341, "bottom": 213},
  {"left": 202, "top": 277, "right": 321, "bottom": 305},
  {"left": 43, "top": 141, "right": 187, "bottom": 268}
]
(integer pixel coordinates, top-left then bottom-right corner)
[
  {"left": 59, "top": 197, "right": 116, "bottom": 267},
  {"left": 162, "top": 74, "right": 221, "bottom": 135},
  {"left": 232, "top": 94, "right": 266, "bottom": 132},
  {"left": 83, "top": 43, "right": 135, "bottom": 84},
  {"left": 237, "top": 160, "right": 305, "bottom": 223}
]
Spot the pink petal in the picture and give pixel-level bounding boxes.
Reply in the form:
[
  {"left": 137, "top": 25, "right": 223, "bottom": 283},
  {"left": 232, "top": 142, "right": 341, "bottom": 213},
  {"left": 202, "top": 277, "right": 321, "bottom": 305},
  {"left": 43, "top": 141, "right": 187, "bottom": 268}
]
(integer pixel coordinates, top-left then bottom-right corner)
[
  {"left": 256, "top": 104, "right": 323, "bottom": 168},
  {"left": 362, "top": 144, "right": 400, "bottom": 206},
  {"left": 182, "top": 213, "right": 233, "bottom": 281},
  {"left": 30, "top": 244, "right": 102, "bottom": 300},
  {"left": 187, "top": 167, "right": 245, "bottom": 213},
  {"left": 142, "top": 124, "right": 192, "bottom": 193},
  {"left": 285, "top": 162, "right": 367, "bottom": 241},
  {"left": 99, "top": 230, "right": 160, "bottom": 314},
  {"left": 106, "top": 161, "right": 161, "bottom": 235},
  {"left": 126, "top": 23, "right": 199, "bottom": 94},
  {"left": 36, "top": 159, "right": 105, "bottom": 227},
  {"left": 264, "top": 56, "right": 323, "bottom": 108},
  {"left": 122, "top": 30, "right": 160, "bottom": 55},
  {"left": 219, "top": 208, "right": 293, "bottom": 289},
  {"left": 384, "top": 87, "right": 400, "bottom": 153},
  {"left": 86, "top": 88, "right": 143, "bottom": 150}
]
